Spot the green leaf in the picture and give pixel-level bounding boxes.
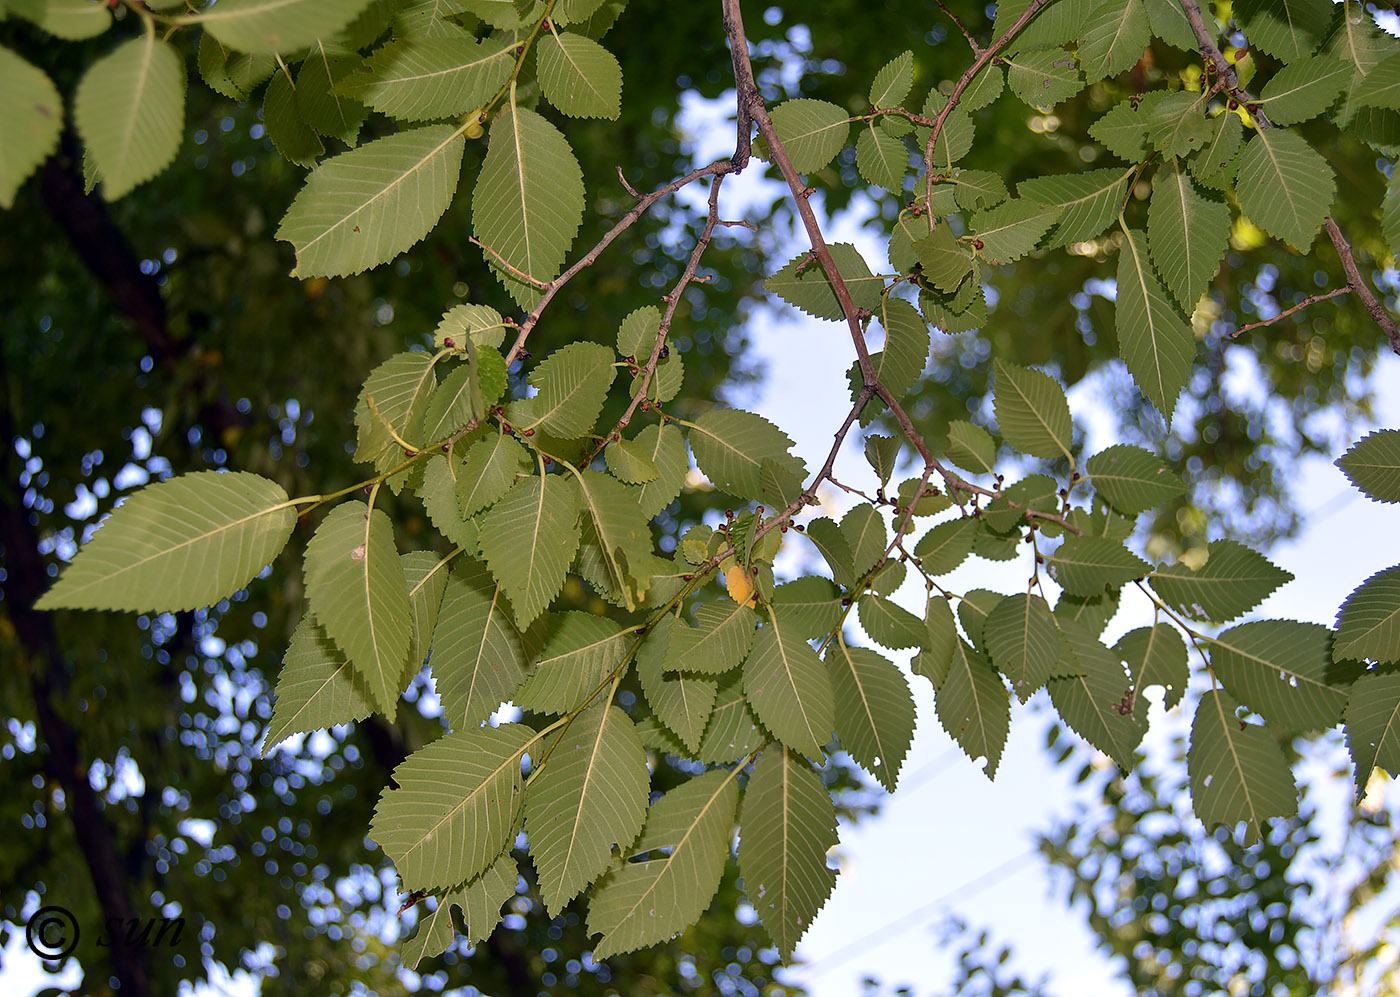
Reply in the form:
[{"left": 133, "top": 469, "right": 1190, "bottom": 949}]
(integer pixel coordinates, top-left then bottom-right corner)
[
  {"left": 1115, "top": 622, "right": 1188, "bottom": 721},
  {"left": 1337, "top": 430, "right": 1400, "bottom": 503},
  {"left": 1143, "top": 0, "right": 1195, "bottom": 49},
  {"left": 970, "top": 199, "right": 1061, "bottom": 263},
  {"left": 1149, "top": 540, "right": 1292, "bottom": 622},
  {"left": 1055, "top": 588, "right": 1121, "bottom": 639},
  {"left": 354, "top": 351, "right": 437, "bottom": 464},
  {"left": 1048, "top": 536, "right": 1149, "bottom": 596},
  {"left": 588, "top": 769, "right": 739, "bottom": 958},
  {"left": 615, "top": 305, "right": 661, "bottom": 359},
  {"left": 896, "top": 477, "right": 952, "bottom": 518},
  {"left": 857, "top": 595, "right": 925, "bottom": 651},
  {"left": 278, "top": 125, "right": 465, "bottom": 278},
  {"left": 1188, "top": 689, "right": 1298, "bottom": 841},
  {"left": 478, "top": 474, "right": 581, "bottom": 627},
  {"left": 1005, "top": 48, "right": 1084, "bottom": 108},
  {"left": 983, "top": 593, "right": 1060, "bottom": 701},
  {"left": 744, "top": 610, "right": 836, "bottom": 761},
  {"left": 38, "top": 471, "right": 295, "bottom": 613},
  {"left": 1257, "top": 54, "right": 1351, "bottom": 125},
  {"left": 304, "top": 502, "right": 411, "bottom": 716},
  {"left": 456, "top": 431, "right": 531, "bottom": 518},
  {"left": 689, "top": 408, "right": 805, "bottom": 504},
  {"left": 197, "top": 0, "right": 373, "bottom": 56},
  {"left": 920, "top": 91, "right": 975, "bottom": 170},
  {"left": 764, "top": 243, "right": 884, "bottom": 321},
  {"left": 571, "top": 469, "right": 653, "bottom": 610},
  {"left": 1077, "top": 0, "right": 1150, "bottom": 82},
  {"left": 1116, "top": 226, "right": 1194, "bottom": 420},
  {"left": 1140, "top": 91, "right": 1210, "bottom": 158},
  {"left": 401, "top": 852, "right": 517, "bottom": 969},
  {"left": 74, "top": 35, "right": 184, "bottom": 200},
  {"left": 935, "top": 638, "right": 1010, "bottom": 778},
  {"left": 11, "top": 0, "right": 111, "bottom": 39},
  {"left": 803, "top": 517, "right": 855, "bottom": 589},
  {"left": 961, "top": 64, "right": 1005, "bottom": 111},
  {"left": 632, "top": 423, "right": 688, "bottom": 518},
  {"left": 666, "top": 602, "right": 756, "bottom": 675},
  {"left": 1235, "top": 128, "right": 1334, "bottom": 252},
  {"left": 431, "top": 560, "right": 532, "bottom": 728},
  {"left": 263, "top": 66, "right": 324, "bottom": 167},
  {"left": 404, "top": 550, "right": 451, "bottom": 679},
  {"left": 638, "top": 616, "right": 718, "bottom": 751},
  {"left": 435, "top": 302, "right": 508, "bottom": 350},
  {"left": 508, "top": 341, "right": 616, "bottom": 438},
  {"left": 536, "top": 30, "right": 622, "bottom": 119},
  {"left": 993, "top": 360, "right": 1073, "bottom": 461},
  {"left": 297, "top": 44, "right": 366, "bottom": 145},
  {"left": 1210, "top": 621, "right": 1350, "bottom": 733},
  {"left": 472, "top": 103, "right": 584, "bottom": 305},
  {"left": 1147, "top": 160, "right": 1230, "bottom": 311},
  {"left": 0, "top": 47, "right": 62, "bottom": 209},
  {"left": 197, "top": 33, "right": 275, "bottom": 100},
  {"left": 1189, "top": 110, "right": 1243, "bottom": 190},
  {"left": 516, "top": 612, "right": 629, "bottom": 714},
  {"left": 1047, "top": 619, "right": 1144, "bottom": 770},
  {"left": 370, "top": 722, "right": 536, "bottom": 891},
  {"left": 1085, "top": 444, "right": 1186, "bottom": 515},
  {"left": 869, "top": 50, "right": 913, "bottom": 107},
  {"left": 459, "top": 0, "right": 541, "bottom": 29},
  {"left": 911, "top": 225, "right": 973, "bottom": 294},
  {"left": 855, "top": 124, "right": 908, "bottom": 190},
  {"left": 1354, "top": 51, "right": 1400, "bottom": 112},
  {"left": 827, "top": 641, "right": 915, "bottom": 791},
  {"left": 526, "top": 702, "right": 648, "bottom": 914},
  {"left": 740, "top": 747, "right": 838, "bottom": 959},
  {"left": 1335, "top": 566, "right": 1400, "bottom": 664},
  {"left": 345, "top": 36, "right": 513, "bottom": 121},
  {"left": 952, "top": 170, "right": 1009, "bottom": 212},
  {"left": 767, "top": 99, "right": 850, "bottom": 173},
  {"left": 913, "top": 516, "right": 978, "bottom": 576},
  {"left": 771, "top": 577, "right": 843, "bottom": 640},
  {"left": 1345, "top": 671, "right": 1400, "bottom": 797},
  {"left": 696, "top": 679, "right": 768, "bottom": 764},
  {"left": 914, "top": 596, "right": 958, "bottom": 687},
  {"left": 263, "top": 615, "right": 376, "bottom": 754},
  {"left": 863, "top": 434, "right": 902, "bottom": 486},
  {"left": 1234, "top": 0, "right": 1332, "bottom": 62},
  {"left": 840, "top": 504, "right": 887, "bottom": 582},
  {"left": 1088, "top": 98, "right": 1148, "bottom": 162},
  {"left": 945, "top": 420, "right": 997, "bottom": 476},
  {"left": 417, "top": 357, "right": 502, "bottom": 445},
  {"left": 852, "top": 298, "right": 932, "bottom": 426},
  {"left": 1018, "top": 167, "right": 1132, "bottom": 250},
  {"left": 606, "top": 437, "right": 660, "bottom": 484}
]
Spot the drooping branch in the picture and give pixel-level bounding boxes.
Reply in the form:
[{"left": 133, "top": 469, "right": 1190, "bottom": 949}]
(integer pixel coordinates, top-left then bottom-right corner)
[{"left": 1177, "top": 0, "right": 1400, "bottom": 355}]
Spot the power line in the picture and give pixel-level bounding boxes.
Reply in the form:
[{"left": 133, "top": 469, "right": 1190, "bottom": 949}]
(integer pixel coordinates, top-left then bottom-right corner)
[{"left": 798, "top": 849, "right": 1041, "bottom": 977}]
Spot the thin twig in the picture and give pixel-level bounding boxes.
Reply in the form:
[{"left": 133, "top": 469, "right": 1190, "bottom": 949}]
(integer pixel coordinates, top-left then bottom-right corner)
[
  {"left": 1178, "top": 0, "right": 1400, "bottom": 354},
  {"left": 922, "top": 0, "right": 1053, "bottom": 218},
  {"left": 590, "top": 175, "right": 731, "bottom": 459},
  {"left": 500, "top": 155, "right": 743, "bottom": 367},
  {"left": 469, "top": 236, "right": 549, "bottom": 289},
  {"left": 935, "top": 0, "right": 982, "bottom": 54},
  {"left": 615, "top": 165, "right": 641, "bottom": 199},
  {"left": 1230, "top": 286, "right": 1350, "bottom": 338}
]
